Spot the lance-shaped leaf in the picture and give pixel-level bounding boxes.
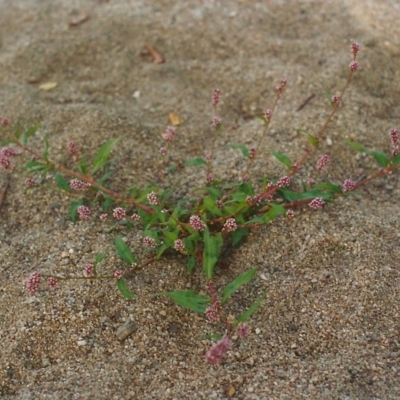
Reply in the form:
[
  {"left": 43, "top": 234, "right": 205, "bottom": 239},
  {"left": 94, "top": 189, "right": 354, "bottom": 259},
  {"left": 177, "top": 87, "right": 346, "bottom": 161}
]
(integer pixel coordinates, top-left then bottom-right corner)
[
  {"left": 272, "top": 152, "right": 292, "bottom": 170},
  {"left": 184, "top": 157, "right": 207, "bottom": 167},
  {"left": 116, "top": 278, "right": 136, "bottom": 299},
  {"left": 91, "top": 137, "right": 121, "bottom": 174},
  {"left": 203, "top": 228, "right": 223, "bottom": 280},
  {"left": 115, "top": 236, "right": 137, "bottom": 264},
  {"left": 55, "top": 172, "right": 70, "bottom": 192},
  {"left": 230, "top": 143, "right": 250, "bottom": 158},
  {"left": 221, "top": 268, "right": 257, "bottom": 304},
  {"left": 236, "top": 292, "right": 266, "bottom": 324},
  {"left": 156, "top": 290, "right": 210, "bottom": 313}
]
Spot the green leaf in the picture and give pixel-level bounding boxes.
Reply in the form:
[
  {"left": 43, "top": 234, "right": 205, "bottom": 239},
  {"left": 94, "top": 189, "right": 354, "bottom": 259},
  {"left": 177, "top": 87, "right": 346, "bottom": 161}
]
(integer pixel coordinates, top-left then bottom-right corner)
[
  {"left": 77, "top": 155, "right": 87, "bottom": 174},
  {"left": 95, "top": 252, "right": 106, "bottom": 265},
  {"left": 186, "top": 255, "right": 196, "bottom": 273},
  {"left": 91, "top": 137, "right": 121, "bottom": 174},
  {"left": 231, "top": 228, "right": 249, "bottom": 246},
  {"left": 221, "top": 268, "right": 257, "bottom": 304},
  {"left": 263, "top": 203, "right": 286, "bottom": 223},
  {"left": 55, "top": 172, "right": 70, "bottom": 191},
  {"left": 202, "top": 196, "right": 223, "bottom": 216},
  {"left": 69, "top": 199, "right": 84, "bottom": 222},
  {"left": 203, "top": 229, "right": 223, "bottom": 280},
  {"left": 156, "top": 290, "right": 210, "bottom": 313},
  {"left": 23, "top": 160, "right": 49, "bottom": 173},
  {"left": 308, "top": 134, "right": 319, "bottom": 146},
  {"left": 369, "top": 151, "right": 390, "bottom": 168},
  {"left": 345, "top": 139, "right": 366, "bottom": 152},
  {"left": 116, "top": 278, "right": 136, "bottom": 299},
  {"left": 230, "top": 143, "right": 249, "bottom": 158},
  {"left": 236, "top": 292, "right": 266, "bottom": 324},
  {"left": 272, "top": 152, "right": 292, "bottom": 169},
  {"left": 115, "top": 236, "right": 137, "bottom": 265},
  {"left": 392, "top": 154, "right": 400, "bottom": 166},
  {"left": 184, "top": 157, "right": 207, "bottom": 167},
  {"left": 21, "top": 126, "right": 39, "bottom": 145}
]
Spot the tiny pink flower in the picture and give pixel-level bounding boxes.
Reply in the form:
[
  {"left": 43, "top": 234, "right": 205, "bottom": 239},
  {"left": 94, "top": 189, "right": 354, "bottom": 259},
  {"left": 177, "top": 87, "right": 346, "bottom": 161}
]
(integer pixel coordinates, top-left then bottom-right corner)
[
  {"left": 211, "top": 116, "right": 221, "bottom": 128},
  {"left": 222, "top": 218, "right": 238, "bottom": 233},
  {"left": 26, "top": 271, "right": 42, "bottom": 294},
  {"left": 205, "top": 152, "right": 212, "bottom": 163},
  {"left": 212, "top": 89, "right": 221, "bottom": 107},
  {"left": 131, "top": 213, "right": 140, "bottom": 222},
  {"left": 249, "top": 148, "right": 256, "bottom": 159},
  {"left": 1, "top": 117, "right": 9, "bottom": 126},
  {"left": 99, "top": 213, "right": 108, "bottom": 222},
  {"left": 163, "top": 126, "right": 176, "bottom": 142},
  {"left": 47, "top": 277, "right": 58, "bottom": 289},
  {"left": 351, "top": 42, "right": 360, "bottom": 57},
  {"left": 277, "top": 176, "right": 291, "bottom": 188},
  {"left": 114, "top": 270, "right": 123, "bottom": 280},
  {"left": 70, "top": 179, "right": 91, "bottom": 191},
  {"left": 342, "top": 179, "right": 356, "bottom": 193},
  {"left": 147, "top": 191, "right": 159, "bottom": 205},
  {"left": 77, "top": 205, "right": 91, "bottom": 220},
  {"left": 264, "top": 108, "right": 273, "bottom": 121},
  {"left": 317, "top": 154, "right": 330, "bottom": 172},
  {"left": 143, "top": 236, "right": 157, "bottom": 248},
  {"left": 286, "top": 209, "right": 295, "bottom": 219},
  {"left": 174, "top": 239, "right": 185, "bottom": 252},
  {"left": 205, "top": 335, "right": 232, "bottom": 365},
  {"left": 236, "top": 323, "right": 249, "bottom": 338},
  {"left": 83, "top": 263, "right": 94, "bottom": 277},
  {"left": 189, "top": 215, "right": 206, "bottom": 231},
  {"left": 25, "top": 178, "right": 36, "bottom": 187},
  {"left": 349, "top": 61, "right": 359, "bottom": 72},
  {"left": 308, "top": 178, "right": 316, "bottom": 186},
  {"left": 309, "top": 197, "right": 325, "bottom": 210},
  {"left": 216, "top": 199, "right": 223, "bottom": 208},
  {"left": 276, "top": 78, "right": 287, "bottom": 96},
  {"left": 160, "top": 147, "right": 167, "bottom": 155},
  {"left": 206, "top": 174, "right": 213, "bottom": 184},
  {"left": 96, "top": 191, "right": 103, "bottom": 198},
  {"left": 113, "top": 207, "right": 126, "bottom": 220}
]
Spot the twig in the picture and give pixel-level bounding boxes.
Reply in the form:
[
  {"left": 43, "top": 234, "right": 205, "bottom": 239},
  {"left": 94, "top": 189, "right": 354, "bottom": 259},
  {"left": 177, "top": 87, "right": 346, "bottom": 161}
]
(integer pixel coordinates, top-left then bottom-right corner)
[{"left": 296, "top": 93, "right": 315, "bottom": 111}]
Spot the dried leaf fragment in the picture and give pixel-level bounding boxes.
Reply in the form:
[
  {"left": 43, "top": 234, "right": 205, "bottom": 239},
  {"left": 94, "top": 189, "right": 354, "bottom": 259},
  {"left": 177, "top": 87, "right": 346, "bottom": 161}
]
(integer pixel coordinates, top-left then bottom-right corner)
[
  {"left": 146, "top": 44, "right": 165, "bottom": 64},
  {"left": 169, "top": 112, "right": 180, "bottom": 126},
  {"left": 70, "top": 15, "right": 89, "bottom": 27},
  {"left": 39, "top": 82, "right": 58, "bottom": 91},
  {"left": 226, "top": 384, "right": 236, "bottom": 397}
]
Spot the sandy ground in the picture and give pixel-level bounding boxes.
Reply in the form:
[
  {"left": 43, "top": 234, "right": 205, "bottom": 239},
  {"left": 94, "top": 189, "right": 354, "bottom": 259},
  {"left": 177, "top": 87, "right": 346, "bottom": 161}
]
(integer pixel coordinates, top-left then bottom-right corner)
[{"left": 1, "top": 0, "right": 400, "bottom": 399}]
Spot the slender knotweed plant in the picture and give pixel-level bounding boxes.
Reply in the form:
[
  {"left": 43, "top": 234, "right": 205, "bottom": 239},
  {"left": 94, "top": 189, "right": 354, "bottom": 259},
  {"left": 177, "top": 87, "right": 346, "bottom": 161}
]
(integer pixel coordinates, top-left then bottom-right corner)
[{"left": 1, "top": 42, "right": 400, "bottom": 364}]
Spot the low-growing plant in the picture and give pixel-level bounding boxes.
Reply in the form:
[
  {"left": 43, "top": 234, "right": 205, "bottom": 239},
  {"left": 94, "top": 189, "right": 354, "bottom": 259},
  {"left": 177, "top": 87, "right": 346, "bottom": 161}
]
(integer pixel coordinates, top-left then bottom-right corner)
[{"left": 1, "top": 42, "right": 399, "bottom": 364}]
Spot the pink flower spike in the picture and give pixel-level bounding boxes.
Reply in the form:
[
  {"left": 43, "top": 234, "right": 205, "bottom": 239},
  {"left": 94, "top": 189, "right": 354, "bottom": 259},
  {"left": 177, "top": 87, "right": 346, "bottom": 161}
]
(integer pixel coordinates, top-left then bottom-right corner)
[
  {"left": 114, "top": 270, "right": 123, "bottom": 280},
  {"left": 286, "top": 209, "right": 295, "bottom": 219},
  {"left": 236, "top": 323, "right": 249, "bottom": 338},
  {"left": 331, "top": 95, "right": 341, "bottom": 107},
  {"left": 143, "top": 236, "right": 157, "bottom": 248},
  {"left": 163, "top": 126, "right": 176, "bottom": 142},
  {"left": 212, "top": 89, "right": 221, "bottom": 107},
  {"left": 389, "top": 129, "right": 399, "bottom": 147},
  {"left": 113, "top": 207, "right": 126, "bottom": 220},
  {"left": 342, "top": 179, "right": 356, "bottom": 193},
  {"left": 189, "top": 215, "right": 206, "bottom": 231},
  {"left": 277, "top": 176, "right": 291, "bottom": 188},
  {"left": 68, "top": 141, "right": 78, "bottom": 156},
  {"left": 351, "top": 42, "right": 360, "bottom": 57},
  {"left": 83, "top": 263, "right": 94, "bottom": 277},
  {"left": 211, "top": 116, "right": 221, "bottom": 128},
  {"left": 47, "top": 277, "right": 58, "bottom": 289},
  {"left": 205, "top": 335, "right": 232, "bottom": 365},
  {"left": 26, "top": 271, "right": 42, "bottom": 294},
  {"left": 99, "top": 213, "right": 108, "bottom": 222},
  {"left": 222, "top": 218, "right": 238, "bottom": 232},
  {"left": 174, "top": 239, "right": 185, "bottom": 252},
  {"left": 264, "top": 108, "right": 273, "bottom": 121},
  {"left": 77, "top": 205, "right": 91, "bottom": 220},
  {"left": 1, "top": 117, "right": 9, "bottom": 126},
  {"left": 70, "top": 179, "right": 91, "bottom": 191},
  {"left": 349, "top": 61, "right": 359, "bottom": 72},
  {"left": 309, "top": 197, "right": 325, "bottom": 210},
  {"left": 25, "top": 178, "right": 36, "bottom": 187},
  {"left": 317, "top": 154, "right": 330, "bottom": 172},
  {"left": 147, "top": 191, "right": 159, "bottom": 205}
]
